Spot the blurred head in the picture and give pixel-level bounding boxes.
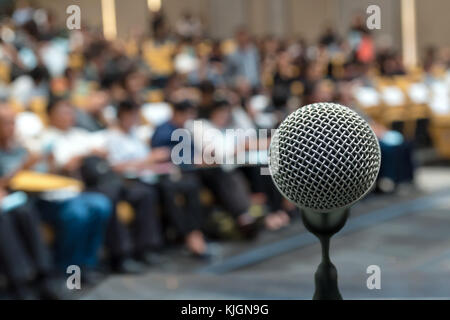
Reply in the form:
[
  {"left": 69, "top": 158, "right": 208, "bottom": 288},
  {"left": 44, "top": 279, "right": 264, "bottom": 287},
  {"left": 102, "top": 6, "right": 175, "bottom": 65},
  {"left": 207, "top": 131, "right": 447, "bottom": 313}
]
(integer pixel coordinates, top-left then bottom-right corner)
[
  {"left": 84, "top": 40, "right": 109, "bottom": 66},
  {"left": 351, "top": 14, "right": 365, "bottom": 30},
  {"left": 210, "top": 41, "right": 223, "bottom": 60},
  {"left": 117, "top": 100, "right": 140, "bottom": 132},
  {"left": 305, "top": 62, "right": 322, "bottom": 82},
  {"left": 86, "top": 89, "right": 110, "bottom": 114},
  {"left": 172, "top": 100, "right": 196, "bottom": 127},
  {"left": 235, "top": 28, "right": 250, "bottom": 48},
  {"left": 264, "top": 36, "right": 280, "bottom": 56},
  {"left": 208, "top": 98, "right": 231, "bottom": 128},
  {"left": 199, "top": 80, "right": 215, "bottom": 106},
  {"left": 152, "top": 11, "right": 168, "bottom": 40},
  {"left": 336, "top": 81, "right": 355, "bottom": 106},
  {"left": 234, "top": 77, "right": 252, "bottom": 99},
  {"left": 272, "top": 85, "right": 289, "bottom": 109},
  {"left": 182, "top": 11, "right": 192, "bottom": 20},
  {"left": 310, "top": 80, "right": 336, "bottom": 103},
  {"left": 47, "top": 97, "right": 75, "bottom": 131},
  {"left": 123, "top": 68, "right": 147, "bottom": 94},
  {"left": 0, "top": 104, "right": 16, "bottom": 146},
  {"left": 29, "top": 66, "right": 50, "bottom": 85},
  {"left": 102, "top": 72, "right": 128, "bottom": 103}
]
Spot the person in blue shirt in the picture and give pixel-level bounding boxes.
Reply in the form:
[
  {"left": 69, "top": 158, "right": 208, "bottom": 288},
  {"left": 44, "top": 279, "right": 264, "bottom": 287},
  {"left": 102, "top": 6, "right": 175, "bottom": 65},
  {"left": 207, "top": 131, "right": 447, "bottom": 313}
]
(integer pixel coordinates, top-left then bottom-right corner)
[
  {"left": 151, "top": 100, "right": 210, "bottom": 257},
  {"left": 154, "top": 99, "right": 262, "bottom": 241},
  {"left": 151, "top": 100, "right": 196, "bottom": 166},
  {"left": 225, "top": 28, "right": 260, "bottom": 89}
]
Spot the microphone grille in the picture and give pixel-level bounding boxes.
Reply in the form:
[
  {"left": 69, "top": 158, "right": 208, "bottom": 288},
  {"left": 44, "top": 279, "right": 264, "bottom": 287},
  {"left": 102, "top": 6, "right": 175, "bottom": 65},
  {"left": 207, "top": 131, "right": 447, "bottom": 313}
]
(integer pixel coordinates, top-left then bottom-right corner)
[{"left": 269, "top": 103, "right": 381, "bottom": 212}]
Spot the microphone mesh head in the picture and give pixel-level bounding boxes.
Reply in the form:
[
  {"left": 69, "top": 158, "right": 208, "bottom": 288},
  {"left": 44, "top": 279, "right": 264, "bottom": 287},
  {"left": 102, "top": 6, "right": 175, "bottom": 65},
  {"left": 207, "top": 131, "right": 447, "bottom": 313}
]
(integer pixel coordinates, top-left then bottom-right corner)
[{"left": 269, "top": 103, "right": 381, "bottom": 212}]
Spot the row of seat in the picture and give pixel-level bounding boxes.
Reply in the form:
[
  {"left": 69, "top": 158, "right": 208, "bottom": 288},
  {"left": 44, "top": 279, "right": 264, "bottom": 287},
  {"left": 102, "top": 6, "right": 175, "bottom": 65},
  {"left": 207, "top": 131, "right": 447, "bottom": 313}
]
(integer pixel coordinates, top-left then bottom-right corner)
[{"left": 353, "top": 73, "right": 450, "bottom": 158}]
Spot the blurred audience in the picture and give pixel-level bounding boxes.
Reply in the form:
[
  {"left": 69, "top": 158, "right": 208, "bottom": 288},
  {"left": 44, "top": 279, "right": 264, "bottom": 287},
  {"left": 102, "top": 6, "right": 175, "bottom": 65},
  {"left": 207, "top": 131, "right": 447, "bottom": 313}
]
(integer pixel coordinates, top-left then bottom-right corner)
[{"left": 0, "top": 3, "right": 449, "bottom": 299}]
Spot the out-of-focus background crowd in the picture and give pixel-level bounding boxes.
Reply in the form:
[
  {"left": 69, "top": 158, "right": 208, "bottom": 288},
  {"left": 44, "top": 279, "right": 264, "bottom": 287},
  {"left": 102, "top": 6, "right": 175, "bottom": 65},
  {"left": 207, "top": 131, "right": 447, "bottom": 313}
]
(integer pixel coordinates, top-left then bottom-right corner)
[{"left": 0, "top": 0, "right": 449, "bottom": 299}]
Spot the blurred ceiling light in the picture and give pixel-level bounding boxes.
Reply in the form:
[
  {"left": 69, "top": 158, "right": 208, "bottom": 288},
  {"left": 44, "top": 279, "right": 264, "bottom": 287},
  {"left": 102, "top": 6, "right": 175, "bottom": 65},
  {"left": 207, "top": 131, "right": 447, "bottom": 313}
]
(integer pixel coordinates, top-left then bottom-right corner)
[
  {"left": 101, "top": 0, "right": 117, "bottom": 40},
  {"left": 147, "top": 0, "right": 162, "bottom": 12}
]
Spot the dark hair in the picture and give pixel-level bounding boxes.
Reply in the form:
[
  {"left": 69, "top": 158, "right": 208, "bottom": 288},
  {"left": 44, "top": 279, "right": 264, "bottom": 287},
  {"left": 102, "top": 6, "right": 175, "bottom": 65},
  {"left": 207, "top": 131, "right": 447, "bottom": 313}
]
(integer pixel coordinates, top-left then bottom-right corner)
[
  {"left": 120, "top": 66, "right": 140, "bottom": 89},
  {"left": 29, "top": 66, "right": 50, "bottom": 83},
  {"left": 117, "top": 100, "right": 139, "bottom": 118},
  {"left": 84, "top": 40, "right": 108, "bottom": 61},
  {"left": 272, "top": 85, "right": 289, "bottom": 108},
  {"left": 46, "top": 95, "right": 70, "bottom": 115},
  {"left": 100, "top": 71, "right": 122, "bottom": 90},
  {"left": 173, "top": 100, "right": 194, "bottom": 112},
  {"left": 198, "top": 80, "right": 215, "bottom": 95},
  {"left": 205, "top": 96, "right": 230, "bottom": 119},
  {"left": 22, "top": 20, "right": 40, "bottom": 40}
]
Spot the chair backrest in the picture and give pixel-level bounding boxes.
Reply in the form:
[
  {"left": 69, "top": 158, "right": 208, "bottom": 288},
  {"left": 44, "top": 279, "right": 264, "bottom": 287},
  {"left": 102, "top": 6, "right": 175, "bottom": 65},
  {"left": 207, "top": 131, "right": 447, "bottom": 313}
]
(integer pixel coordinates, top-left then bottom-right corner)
[
  {"left": 429, "top": 81, "right": 450, "bottom": 115},
  {"left": 408, "top": 83, "right": 429, "bottom": 105},
  {"left": 353, "top": 86, "right": 380, "bottom": 107},
  {"left": 381, "top": 86, "right": 405, "bottom": 107}
]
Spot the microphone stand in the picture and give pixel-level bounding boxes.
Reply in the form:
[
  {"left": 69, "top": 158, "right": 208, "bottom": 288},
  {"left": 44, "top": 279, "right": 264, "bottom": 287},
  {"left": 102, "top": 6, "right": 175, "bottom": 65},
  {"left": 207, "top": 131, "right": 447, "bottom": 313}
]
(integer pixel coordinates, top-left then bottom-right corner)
[{"left": 301, "top": 208, "right": 350, "bottom": 300}]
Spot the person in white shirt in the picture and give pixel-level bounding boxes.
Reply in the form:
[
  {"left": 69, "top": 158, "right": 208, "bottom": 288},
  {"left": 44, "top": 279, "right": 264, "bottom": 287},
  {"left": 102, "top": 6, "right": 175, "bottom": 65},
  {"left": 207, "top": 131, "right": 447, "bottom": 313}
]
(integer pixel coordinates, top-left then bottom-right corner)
[
  {"left": 105, "top": 100, "right": 211, "bottom": 258},
  {"left": 42, "top": 97, "right": 153, "bottom": 274},
  {"left": 2, "top": 100, "right": 112, "bottom": 279},
  {"left": 190, "top": 97, "right": 290, "bottom": 233},
  {"left": 189, "top": 98, "right": 264, "bottom": 238},
  {"left": 41, "top": 97, "right": 107, "bottom": 173}
]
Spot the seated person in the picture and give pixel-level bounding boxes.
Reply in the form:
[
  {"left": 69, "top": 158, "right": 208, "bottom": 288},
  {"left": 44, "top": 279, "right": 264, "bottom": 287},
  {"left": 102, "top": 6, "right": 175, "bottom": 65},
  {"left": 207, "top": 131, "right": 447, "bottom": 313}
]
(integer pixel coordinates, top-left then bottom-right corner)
[
  {"left": 0, "top": 190, "right": 59, "bottom": 299},
  {"left": 106, "top": 100, "right": 210, "bottom": 257},
  {"left": 371, "top": 122, "right": 415, "bottom": 192},
  {"left": 97, "top": 100, "right": 169, "bottom": 266},
  {"left": 43, "top": 98, "right": 162, "bottom": 273},
  {"left": 31, "top": 98, "right": 113, "bottom": 274},
  {"left": 40, "top": 97, "right": 107, "bottom": 174},
  {"left": 197, "top": 89, "right": 291, "bottom": 230},
  {"left": 0, "top": 106, "right": 59, "bottom": 299},
  {"left": 151, "top": 100, "right": 210, "bottom": 257},
  {"left": 187, "top": 98, "right": 264, "bottom": 238},
  {"left": 75, "top": 88, "right": 112, "bottom": 132},
  {"left": 42, "top": 96, "right": 156, "bottom": 274}
]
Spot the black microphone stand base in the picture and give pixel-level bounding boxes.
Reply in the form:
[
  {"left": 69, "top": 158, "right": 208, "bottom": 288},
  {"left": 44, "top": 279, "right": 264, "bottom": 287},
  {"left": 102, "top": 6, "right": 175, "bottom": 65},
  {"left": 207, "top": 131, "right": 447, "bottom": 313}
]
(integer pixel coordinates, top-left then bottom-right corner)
[{"left": 301, "top": 208, "right": 350, "bottom": 300}]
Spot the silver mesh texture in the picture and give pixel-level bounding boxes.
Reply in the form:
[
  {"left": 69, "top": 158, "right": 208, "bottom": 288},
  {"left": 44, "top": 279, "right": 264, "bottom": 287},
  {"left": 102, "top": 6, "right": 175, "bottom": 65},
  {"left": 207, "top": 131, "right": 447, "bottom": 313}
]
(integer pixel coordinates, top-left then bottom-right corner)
[{"left": 269, "top": 103, "right": 381, "bottom": 212}]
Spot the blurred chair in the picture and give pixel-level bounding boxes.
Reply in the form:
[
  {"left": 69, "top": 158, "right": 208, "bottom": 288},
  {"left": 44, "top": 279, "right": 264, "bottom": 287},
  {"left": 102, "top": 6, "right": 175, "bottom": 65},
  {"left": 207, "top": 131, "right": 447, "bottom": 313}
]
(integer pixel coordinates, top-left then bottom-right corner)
[
  {"left": 378, "top": 84, "right": 408, "bottom": 134},
  {"left": 353, "top": 85, "right": 382, "bottom": 122},
  {"left": 430, "top": 114, "right": 450, "bottom": 159},
  {"left": 406, "top": 82, "right": 432, "bottom": 147},
  {"left": 428, "top": 80, "right": 450, "bottom": 158}
]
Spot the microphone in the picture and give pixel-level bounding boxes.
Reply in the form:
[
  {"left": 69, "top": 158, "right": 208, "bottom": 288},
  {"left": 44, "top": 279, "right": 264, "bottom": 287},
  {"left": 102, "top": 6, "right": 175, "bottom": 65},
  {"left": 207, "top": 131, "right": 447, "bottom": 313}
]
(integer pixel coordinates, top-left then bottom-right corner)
[{"left": 268, "top": 102, "right": 381, "bottom": 299}]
